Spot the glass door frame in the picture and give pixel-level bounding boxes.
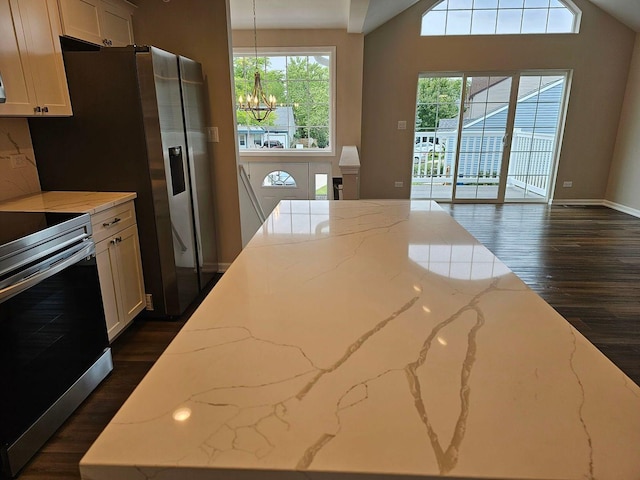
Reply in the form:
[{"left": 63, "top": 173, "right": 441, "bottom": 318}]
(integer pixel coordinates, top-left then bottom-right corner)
[
  {"left": 426, "top": 69, "right": 572, "bottom": 204},
  {"left": 450, "top": 71, "right": 519, "bottom": 203},
  {"left": 504, "top": 69, "right": 572, "bottom": 204}
]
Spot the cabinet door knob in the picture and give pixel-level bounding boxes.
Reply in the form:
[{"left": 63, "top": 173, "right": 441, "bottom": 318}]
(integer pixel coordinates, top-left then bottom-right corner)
[
  {"left": 42, "top": 106, "right": 48, "bottom": 113},
  {"left": 110, "top": 236, "right": 122, "bottom": 245},
  {"left": 102, "top": 38, "right": 108, "bottom": 45},
  {"left": 34, "top": 106, "right": 41, "bottom": 113},
  {"left": 108, "top": 39, "right": 113, "bottom": 46}
]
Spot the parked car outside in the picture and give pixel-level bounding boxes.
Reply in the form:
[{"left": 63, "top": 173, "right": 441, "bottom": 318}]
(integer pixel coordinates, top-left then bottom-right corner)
[
  {"left": 262, "top": 140, "right": 284, "bottom": 148},
  {"left": 415, "top": 141, "right": 443, "bottom": 153}
]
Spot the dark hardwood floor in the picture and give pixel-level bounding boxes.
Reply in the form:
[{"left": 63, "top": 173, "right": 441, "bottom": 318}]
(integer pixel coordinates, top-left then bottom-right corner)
[
  {"left": 441, "top": 203, "right": 640, "bottom": 385},
  {"left": 16, "top": 204, "right": 640, "bottom": 479}
]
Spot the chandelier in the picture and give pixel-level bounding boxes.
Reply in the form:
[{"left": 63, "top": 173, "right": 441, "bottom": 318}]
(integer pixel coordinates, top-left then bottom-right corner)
[{"left": 237, "top": 0, "right": 276, "bottom": 122}]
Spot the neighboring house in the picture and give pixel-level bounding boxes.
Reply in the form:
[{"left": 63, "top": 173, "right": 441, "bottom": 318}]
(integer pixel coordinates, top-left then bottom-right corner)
[
  {"left": 237, "top": 106, "right": 296, "bottom": 149},
  {"left": 237, "top": 125, "right": 265, "bottom": 149},
  {"left": 268, "top": 106, "right": 296, "bottom": 147},
  {"left": 418, "top": 78, "right": 564, "bottom": 195},
  {"left": 464, "top": 76, "right": 509, "bottom": 120},
  {"left": 464, "top": 76, "right": 560, "bottom": 122},
  {"left": 448, "top": 78, "right": 563, "bottom": 185}
]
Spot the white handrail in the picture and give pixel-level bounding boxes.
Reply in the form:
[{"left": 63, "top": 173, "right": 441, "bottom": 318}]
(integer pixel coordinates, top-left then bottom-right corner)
[{"left": 238, "top": 164, "right": 267, "bottom": 223}]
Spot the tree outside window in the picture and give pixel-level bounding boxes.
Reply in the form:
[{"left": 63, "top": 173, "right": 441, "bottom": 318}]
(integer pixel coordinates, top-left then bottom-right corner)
[{"left": 233, "top": 50, "right": 333, "bottom": 153}]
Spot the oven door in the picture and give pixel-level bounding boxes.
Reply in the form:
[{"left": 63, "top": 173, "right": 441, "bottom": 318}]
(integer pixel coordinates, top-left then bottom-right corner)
[{"left": 0, "top": 240, "right": 111, "bottom": 478}]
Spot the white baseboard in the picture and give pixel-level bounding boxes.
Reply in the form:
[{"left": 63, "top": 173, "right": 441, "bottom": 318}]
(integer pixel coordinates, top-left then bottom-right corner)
[
  {"left": 550, "top": 198, "right": 605, "bottom": 206},
  {"left": 217, "top": 262, "right": 232, "bottom": 273},
  {"left": 550, "top": 198, "right": 640, "bottom": 218},
  {"left": 200, "top": 262, "right": 231, "bottom": 273},
  {"left": 603, "top": 200, "right": 640, "bottom": 218},
  {"left": 201, "top": 262, "right": 219, "bottom": 273}
]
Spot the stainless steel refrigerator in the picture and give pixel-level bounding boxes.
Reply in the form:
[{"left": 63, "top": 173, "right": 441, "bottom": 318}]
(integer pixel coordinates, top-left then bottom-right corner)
[{"left": 29, "top": 42, "right": 218, "bottom": 317}]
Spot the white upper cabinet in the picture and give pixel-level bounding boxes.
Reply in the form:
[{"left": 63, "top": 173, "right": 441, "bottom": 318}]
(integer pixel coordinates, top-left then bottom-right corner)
[
  {"left": 0, "top": 1, "right": 33, "bottom": 115},
  {"left": 0, "top": 0, "right": 72, "bottom": 116},
  {"left": 99, "top": 0, "right": 133, "bottom": 46},
  {"left": 58, "top": 0, "right": 134, "bottom": 47},
  {"left": 57, "top": 0, "right": 102, "bottom": 45}
]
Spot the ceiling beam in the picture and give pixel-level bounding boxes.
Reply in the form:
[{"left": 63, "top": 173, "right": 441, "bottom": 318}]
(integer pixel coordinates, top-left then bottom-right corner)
[{"left": 348, "top": 0, "right": 370, "bottom": 33}]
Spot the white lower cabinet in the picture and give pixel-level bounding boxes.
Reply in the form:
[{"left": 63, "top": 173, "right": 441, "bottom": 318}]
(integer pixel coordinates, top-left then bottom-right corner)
[{"left": 94, "top": 204, "right": 145, "bottom": 342}]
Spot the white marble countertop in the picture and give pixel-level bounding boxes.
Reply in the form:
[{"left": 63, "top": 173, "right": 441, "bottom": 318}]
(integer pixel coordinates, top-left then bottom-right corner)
[
  {"left": 0, "top": 191, "right": 136, "bottom": 215},
  {"left": 80, "top": 200, "right": 640, "bottom": 480}
]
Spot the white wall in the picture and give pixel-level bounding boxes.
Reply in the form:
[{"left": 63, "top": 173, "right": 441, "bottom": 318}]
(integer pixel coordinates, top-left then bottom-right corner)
[
  {"left": 232, "top": 29, "right": 364, "bottom": 178},
  {"left": 360, "top": 0, "right": 636, "bottom": 202},
  {"left": 606, "top": 33, "right": 640, "bottom": 212}
]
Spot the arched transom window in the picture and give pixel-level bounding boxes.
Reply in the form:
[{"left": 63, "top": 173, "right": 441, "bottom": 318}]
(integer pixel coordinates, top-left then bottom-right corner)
[
  {"left": 262, "top": 170, "right": 297, "bottom": 187},
  {"left": 421, "top": 0, "right": 581, "bottom": 36}
]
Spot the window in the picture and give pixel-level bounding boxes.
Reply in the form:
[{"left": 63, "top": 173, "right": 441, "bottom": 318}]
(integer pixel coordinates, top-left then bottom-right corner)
[
  {"left": 421, "top": 0, "right": 581, "bottom": 36},
  {"left": 233, "top": 47, "right": 335, "bottom": 155},
  {"left": 315, "top": 173, "right": 328, "bottom": 199},
  {"left": 262, "top": 170, "right": 297, "bottom": 187},
  {"left": 410, "top": 72, "right": 569, "bottom": 203}
]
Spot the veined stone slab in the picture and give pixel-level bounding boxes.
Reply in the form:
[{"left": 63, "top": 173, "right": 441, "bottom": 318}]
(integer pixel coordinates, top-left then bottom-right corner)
[{"left": 80, "top": 200, "right": 640, "bottom": 480}]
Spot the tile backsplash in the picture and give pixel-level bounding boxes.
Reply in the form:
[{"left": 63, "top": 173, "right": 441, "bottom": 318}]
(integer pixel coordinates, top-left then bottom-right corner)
[{"left": 0, "top": 118, "right": 41, "bottom": 202}]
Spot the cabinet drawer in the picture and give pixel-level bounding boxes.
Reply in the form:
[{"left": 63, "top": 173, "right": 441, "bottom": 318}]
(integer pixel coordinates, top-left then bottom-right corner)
[{"left": 91, "top": 200, "right": 136, "bottom": 243}]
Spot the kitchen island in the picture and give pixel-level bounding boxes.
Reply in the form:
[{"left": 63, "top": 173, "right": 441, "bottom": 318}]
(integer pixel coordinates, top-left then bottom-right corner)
[{"left": 80, "top": 200, "right": 640, "bottom": 480}]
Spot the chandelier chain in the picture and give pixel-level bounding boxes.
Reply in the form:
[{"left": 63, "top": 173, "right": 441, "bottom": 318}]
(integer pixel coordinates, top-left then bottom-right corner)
[
  {"left": 253, "top": 0, "right": 258, "bottom": 67},
  {"left": 236, "top": 0, "right": 276, "bottom": 122}
]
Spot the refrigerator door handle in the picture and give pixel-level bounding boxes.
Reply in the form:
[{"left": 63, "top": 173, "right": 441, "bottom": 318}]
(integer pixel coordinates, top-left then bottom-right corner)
[
  {"left": 171, "top": 222, "right": 188, "bottom": 252},
  {"left": 0, "top": 70, "right": 6, "bottom": 103}
]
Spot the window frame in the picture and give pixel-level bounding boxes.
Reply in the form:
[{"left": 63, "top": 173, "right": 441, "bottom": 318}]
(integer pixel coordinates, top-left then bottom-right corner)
[
  {"left": 233, "top": 46, "right": 337, "bottom": 158},
  {"left": 420, "top": 0, "right": 582, "bottom": 37}
]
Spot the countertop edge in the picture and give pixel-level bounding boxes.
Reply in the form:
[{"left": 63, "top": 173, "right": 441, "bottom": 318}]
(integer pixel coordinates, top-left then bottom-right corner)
[{"left": 0, "top": 191, "right": 137, "bottom": 214}]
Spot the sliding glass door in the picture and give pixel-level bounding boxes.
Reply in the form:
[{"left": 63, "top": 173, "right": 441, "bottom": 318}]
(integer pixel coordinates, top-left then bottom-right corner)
[
  {"left": 505, "top": 74, "right": 567, "bottom": 200},
  {"left": 411, "top": 75, "right": 464, "bottom": 200},
  {"left": 411, "top": 71, "right": 569, "bottom": 203},
  {"left": 455, "top": 75, "right": 512, "bottom": 200}
]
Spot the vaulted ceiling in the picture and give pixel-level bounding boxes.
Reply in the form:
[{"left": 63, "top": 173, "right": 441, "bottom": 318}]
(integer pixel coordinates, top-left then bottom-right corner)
[{"left": 229, "top": 0, "right": 640, "bottom": 34}]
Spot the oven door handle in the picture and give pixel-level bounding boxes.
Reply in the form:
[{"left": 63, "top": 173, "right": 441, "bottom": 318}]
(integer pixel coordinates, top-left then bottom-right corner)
[{"left": 0, "top": 241, "right": 96, "bottom": 303}]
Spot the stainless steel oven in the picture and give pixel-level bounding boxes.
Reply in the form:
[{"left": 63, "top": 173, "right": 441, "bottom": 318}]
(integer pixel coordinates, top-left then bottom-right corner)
[{"left": 0, "top": 211, "right": 112, "bottom": 478}]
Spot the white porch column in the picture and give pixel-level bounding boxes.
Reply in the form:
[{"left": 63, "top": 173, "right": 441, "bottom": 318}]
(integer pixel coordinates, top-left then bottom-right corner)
[{"left": 338, "top": 146, "right": 360, "bottom": 200}]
